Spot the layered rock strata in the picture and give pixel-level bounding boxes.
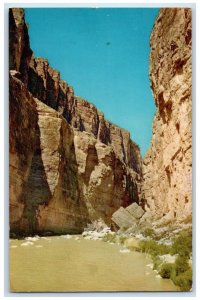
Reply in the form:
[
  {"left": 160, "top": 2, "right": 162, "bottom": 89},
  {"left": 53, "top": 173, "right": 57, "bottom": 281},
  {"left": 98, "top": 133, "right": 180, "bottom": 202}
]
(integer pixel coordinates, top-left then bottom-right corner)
[
  {"left": 142, "top": 8, "right": 192, "bottom": 223},
  {"left": 9, "top": 8, "right": 142, "bottom": 235}
]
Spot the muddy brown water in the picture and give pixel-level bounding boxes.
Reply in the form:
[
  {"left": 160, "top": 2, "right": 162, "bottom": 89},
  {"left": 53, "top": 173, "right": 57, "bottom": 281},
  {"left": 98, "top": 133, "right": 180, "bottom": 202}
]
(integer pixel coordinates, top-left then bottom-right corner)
[{"left": 10, "top": 235, "right": 179, "bottom": 292}]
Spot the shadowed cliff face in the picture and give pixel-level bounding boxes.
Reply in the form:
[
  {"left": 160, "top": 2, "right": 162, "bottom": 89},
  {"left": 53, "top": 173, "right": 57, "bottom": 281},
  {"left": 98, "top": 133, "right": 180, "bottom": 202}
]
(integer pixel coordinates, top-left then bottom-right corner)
[
  {"left": 141, "top": 8, "right": 192, "bottom": 224},
  {"left": 9, "top": 8, "right": 142, "bottom": 235},
  {"left": 9, "top": 76, "right": 88, "bottom": 235},
  {"left": 9, "top": 77, "right": 37, "bottom": 231}
]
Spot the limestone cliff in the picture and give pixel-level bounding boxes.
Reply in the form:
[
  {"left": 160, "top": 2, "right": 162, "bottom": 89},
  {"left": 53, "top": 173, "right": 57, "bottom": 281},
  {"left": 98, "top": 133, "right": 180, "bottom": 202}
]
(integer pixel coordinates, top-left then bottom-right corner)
[
  {"left": 9, "top": 8, "right": 142, "bottom": 235},
  {"left": 142, "top": 8, "right": 192, "bottom": 224}
]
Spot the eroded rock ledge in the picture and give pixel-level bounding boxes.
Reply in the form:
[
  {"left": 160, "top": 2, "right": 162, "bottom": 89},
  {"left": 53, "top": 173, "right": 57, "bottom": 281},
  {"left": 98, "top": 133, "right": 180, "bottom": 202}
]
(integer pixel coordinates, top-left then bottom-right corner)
[{"left": 9, "top": 8, "right": 142, "bottom": 235}]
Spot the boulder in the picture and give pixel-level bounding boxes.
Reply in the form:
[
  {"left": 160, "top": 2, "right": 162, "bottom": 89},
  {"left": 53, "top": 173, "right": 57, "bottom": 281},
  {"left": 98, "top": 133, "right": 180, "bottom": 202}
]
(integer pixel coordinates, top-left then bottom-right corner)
[
  {"left": 111, "top": 207, "right": 137, "bottom": 229},
  {"left": 126, "top": 203, "right": 144, "bottom": 219}
]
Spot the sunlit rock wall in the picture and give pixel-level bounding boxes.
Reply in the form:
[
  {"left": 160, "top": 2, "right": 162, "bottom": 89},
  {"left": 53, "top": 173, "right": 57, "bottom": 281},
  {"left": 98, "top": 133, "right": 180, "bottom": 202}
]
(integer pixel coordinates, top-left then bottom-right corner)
[{"left": 142, "top": 8, "right": 192, "bottom": 224}]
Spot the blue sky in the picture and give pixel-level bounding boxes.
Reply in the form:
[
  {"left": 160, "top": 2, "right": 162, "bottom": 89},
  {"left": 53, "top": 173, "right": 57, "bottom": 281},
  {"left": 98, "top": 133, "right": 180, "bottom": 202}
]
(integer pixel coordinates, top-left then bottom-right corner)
[{"left": 25, "top": 8, "right": 159, "bottom": 156}]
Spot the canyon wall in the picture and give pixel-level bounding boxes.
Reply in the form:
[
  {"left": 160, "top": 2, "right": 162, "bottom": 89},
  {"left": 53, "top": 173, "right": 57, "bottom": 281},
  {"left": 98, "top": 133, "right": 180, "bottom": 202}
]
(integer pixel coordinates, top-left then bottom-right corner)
[
  {"left": 142, "top": 8, "right": 192, "bottom": 224},
  {"left": 9, "top": 8, "right": 142, "bottom": 235}
]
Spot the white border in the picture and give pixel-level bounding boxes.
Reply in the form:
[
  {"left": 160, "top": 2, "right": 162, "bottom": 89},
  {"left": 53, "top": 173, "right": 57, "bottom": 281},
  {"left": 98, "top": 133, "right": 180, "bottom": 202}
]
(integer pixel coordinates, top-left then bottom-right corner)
[{"left": 1, "top": 1, "right": 199, "bottom": 299}]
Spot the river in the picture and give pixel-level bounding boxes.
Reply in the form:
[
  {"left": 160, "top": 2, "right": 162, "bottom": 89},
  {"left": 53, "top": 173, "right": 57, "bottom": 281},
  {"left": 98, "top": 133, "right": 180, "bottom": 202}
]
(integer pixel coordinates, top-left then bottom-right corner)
[{"left": 10, "top": 235, "right": 179, "bottom": 292}]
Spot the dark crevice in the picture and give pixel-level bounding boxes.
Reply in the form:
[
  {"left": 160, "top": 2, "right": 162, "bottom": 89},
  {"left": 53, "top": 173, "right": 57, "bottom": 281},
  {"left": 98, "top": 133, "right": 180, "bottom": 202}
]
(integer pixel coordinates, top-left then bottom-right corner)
[{"left": 84, "top": 146, "right": 98, "bottom": 185}]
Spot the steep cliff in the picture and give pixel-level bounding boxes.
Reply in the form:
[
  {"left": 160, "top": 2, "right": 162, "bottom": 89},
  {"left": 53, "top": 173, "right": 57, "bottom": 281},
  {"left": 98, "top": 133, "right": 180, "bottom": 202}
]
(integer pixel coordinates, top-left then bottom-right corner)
[
  {"left": 142, "top": 8, "right": 192, "bottom": 224},
  {"left": 10, "top": 75, "right": 88, "bottom": 235},
  {"left": 27, "top": 56, "right": 142, "bottom": 175},
  {"left": 9, "top": 8, "right": 142, "bottom": 235}
]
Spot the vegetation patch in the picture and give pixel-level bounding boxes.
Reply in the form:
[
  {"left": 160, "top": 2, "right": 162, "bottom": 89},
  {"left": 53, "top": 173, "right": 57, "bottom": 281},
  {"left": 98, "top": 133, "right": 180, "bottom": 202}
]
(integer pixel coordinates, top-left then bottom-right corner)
[
  {"left": 124, "top": 237, "right": 141, "bottom": 252},
  {"left": 102, "top": 233, "right": 117, "bottom": 243},
  {"left": 138, "top": 228, "right": 192, "bottom": 291},
  {"left": 118, "top": 235, "right": 127, "bottom": 245},
  {"left": 103, "top": 226, "right": 192, "bottom": 291},
  {"left": 102, "top": 233, "right": 128, "bottom": 245},
  {"left": 170, "top": 229, "right": 192, "bottom": 258},
  {"left": 139, "top": 240, "right": 171, "bottom": 257},
  {"left": 143, "top": 227, "right": 156, "bottom": 238},
  {"left": 159, "top": 263, "right": 175, "bottom": 279},
  {"left": 152, "top": 256, "right": 162, "bottom": 271},
  {"left": 158, "top": 256, "right": 192, "bottom": 291},
  {"left": 171, "top": 268, "right": 192, "bottom": 291},
  {"left": 174, "top": 255, "right": 190, "bottom": 274}
]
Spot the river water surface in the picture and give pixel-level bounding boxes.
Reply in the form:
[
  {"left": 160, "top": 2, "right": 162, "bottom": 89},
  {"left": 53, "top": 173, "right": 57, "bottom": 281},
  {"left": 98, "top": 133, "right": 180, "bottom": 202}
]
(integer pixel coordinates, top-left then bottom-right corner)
[{"left": 10, "top": 235, "right": 179, "bottom": 292}]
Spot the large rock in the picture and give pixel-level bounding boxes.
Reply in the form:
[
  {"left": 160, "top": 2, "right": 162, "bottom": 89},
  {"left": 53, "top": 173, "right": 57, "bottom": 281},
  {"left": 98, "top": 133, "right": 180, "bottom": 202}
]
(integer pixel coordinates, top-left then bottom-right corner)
[
  {"left": 111, "top": 202, "right": 144, "bottom": 228},
  {"left": 111, "top": 207, "right": 137, "bottom": 229},
  {"left": 142, "top": 8, "right": 192, "bottom": 222}
]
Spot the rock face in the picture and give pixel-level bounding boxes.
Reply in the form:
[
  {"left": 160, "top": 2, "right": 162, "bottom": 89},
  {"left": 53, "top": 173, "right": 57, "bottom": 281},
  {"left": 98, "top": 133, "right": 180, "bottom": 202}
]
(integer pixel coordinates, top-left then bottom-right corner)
[
  {"left": 9, "top": 76, "right": 37, "bottom": 230},
  {"left": 142, "top": 8, "right": 192, "bottom": 223},
  {"left": 27, "top": 56, "right": 142, "bottom": 175},
  {"left": 9, "top": 75, "right": 88, "bottom": 235},
  {"left": 9, "top": 8, "right": 142, "bottom": 235}
]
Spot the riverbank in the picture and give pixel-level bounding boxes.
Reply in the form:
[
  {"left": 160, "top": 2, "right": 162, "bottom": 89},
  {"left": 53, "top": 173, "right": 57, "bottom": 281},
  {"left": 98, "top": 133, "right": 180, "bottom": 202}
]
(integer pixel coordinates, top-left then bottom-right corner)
[
  {"left": 10, "top": 234, "right": 179, "bottom": 292},
  {"left": 83, "top": 219, "right": 192, "bottom": 292},
  {"left": 10, "top": 217, "right": 192, "bottom": 292}
]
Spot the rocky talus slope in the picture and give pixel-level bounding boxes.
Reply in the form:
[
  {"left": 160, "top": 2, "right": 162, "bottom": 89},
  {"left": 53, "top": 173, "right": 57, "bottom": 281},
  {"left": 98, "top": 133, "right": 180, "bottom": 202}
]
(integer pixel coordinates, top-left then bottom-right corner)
[
  {"left": 141, "top": 8, "right": 192, "bottom": 224},
  {"left": 9, "top": 8, "right": 142, "bottom": 235}
]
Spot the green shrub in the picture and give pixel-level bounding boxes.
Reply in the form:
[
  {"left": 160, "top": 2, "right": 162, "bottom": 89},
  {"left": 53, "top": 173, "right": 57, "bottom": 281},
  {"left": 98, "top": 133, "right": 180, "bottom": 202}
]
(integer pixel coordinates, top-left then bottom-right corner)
[
  {"left": 138, "top": 227, "right": 192, "bottom": 291},
  {"left": 139, "top": 240, "right": 170, "bottom": 257},
  {"left": 167, "top": 256, "right": 192, "bottom": 291},
  {"left": 143, "top": 228, "right": 156, "bottom": 238},
  {"left": 175, "top": 255, "right": 189, "bottom": 275},
  {"left": 102, "top": 233, "right": 116, "bottom": 243},
  {"left": 159, "top": 263, "right": 175, "bottom": 279},
  {"left": 171, "top": 230, "right": 192, "bottom": 258},
  {"left": 119, "top": 235, "right": 127, "bottom": 245},
  {"left": 154, "top": 232, "right": 167, "bottom": 241},
  {"left": 153, "top": 257, "right": 162, "bottom": 271},
  {"left": 173, "top": 268, "right": 192, "bottom": 291},
  {"left": 159, "top": 258, "right": 192, "bottom": 290}
]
